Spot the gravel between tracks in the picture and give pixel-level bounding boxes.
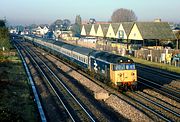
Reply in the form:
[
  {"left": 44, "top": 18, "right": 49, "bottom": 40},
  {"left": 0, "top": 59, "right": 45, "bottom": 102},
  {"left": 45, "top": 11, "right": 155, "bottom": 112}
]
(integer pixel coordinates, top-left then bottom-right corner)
[
  {"left": 166, "top": 80, "right": 180, "bottom": 89},
  {"left": 45, "top": 54, "right": 152, "bottom": 122},
  {"left": 46, "top": 55, "right": 107, "bottom": 96},
  {"left": 105, "top": 94, "right": 152, "bottom": 122},
  {"left": 22, "top": 50, "right": 70, "bottom": 122},
  {"left": 143, "top": 89, "right": 180, "bottom": 109}
]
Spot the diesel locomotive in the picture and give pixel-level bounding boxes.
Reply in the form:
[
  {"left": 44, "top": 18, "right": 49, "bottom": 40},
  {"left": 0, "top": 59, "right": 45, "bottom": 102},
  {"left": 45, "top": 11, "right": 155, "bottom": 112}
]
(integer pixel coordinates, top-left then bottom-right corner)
[{"left": 24, "top": 35, "right": 137, "bottom": 90}]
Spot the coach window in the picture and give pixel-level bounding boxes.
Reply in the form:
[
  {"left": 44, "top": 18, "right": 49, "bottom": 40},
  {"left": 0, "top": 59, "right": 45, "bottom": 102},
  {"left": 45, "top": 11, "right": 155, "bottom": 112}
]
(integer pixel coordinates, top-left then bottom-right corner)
[{"left": 84, "top": 58, "right": 86, "bottom": 63}]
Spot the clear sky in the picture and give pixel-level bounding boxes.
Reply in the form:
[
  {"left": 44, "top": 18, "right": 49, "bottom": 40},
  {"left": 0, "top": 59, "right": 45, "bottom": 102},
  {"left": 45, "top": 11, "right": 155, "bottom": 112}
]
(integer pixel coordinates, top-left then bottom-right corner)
[{"left": 0, "top": 0, "right": 179, "bottom": 25}]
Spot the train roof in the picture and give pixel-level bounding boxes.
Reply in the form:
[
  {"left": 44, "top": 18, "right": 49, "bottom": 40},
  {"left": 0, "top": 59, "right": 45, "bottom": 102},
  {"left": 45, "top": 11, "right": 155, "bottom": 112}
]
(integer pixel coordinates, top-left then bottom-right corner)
[
  {"left": 53, "top": 40, "right": 95, "bottom": 56},
  {"left": 73, "top": 46, "right": 95, "bottom": 56},
  {"left": 41, "top": 38, "right": 55, "bottom": 43},
  {"left": 61, "top": 43, "right": 77, "bottom": 50},
  {"left": 90, "top": 51, "right": 134, "bottom": 64},
  {"left": 53, "top": 41, "right": 65, "bottom": 46}
]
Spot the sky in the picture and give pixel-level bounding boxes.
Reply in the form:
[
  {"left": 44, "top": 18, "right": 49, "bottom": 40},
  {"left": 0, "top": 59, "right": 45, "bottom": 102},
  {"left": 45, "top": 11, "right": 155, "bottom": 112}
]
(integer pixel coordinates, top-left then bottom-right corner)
[{"left": 0, "top": 0, "right": 180, "bottom": 25}]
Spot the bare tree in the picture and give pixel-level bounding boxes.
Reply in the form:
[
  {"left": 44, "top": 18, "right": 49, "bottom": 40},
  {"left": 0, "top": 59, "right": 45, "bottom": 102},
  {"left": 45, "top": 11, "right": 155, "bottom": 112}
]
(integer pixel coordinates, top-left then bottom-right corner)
[{"left": 111, "top": 8, "right": 137, "bottom": 22}]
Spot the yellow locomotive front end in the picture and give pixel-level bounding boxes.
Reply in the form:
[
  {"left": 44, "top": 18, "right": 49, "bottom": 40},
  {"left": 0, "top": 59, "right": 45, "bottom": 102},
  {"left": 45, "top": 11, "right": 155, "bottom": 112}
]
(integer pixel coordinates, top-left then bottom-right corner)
[{"left": 110, "top": 63, "right": 137, "bottom": 90}]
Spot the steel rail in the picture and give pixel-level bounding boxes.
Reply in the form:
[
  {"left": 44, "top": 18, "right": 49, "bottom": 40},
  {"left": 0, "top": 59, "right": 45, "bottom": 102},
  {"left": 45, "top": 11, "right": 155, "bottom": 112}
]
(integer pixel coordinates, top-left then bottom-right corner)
[
  {"left": 136, "top": 64, "right": 180, "bottom": 79},
  {"left": 14, "top": 44, "right": 47, "bottom": 122},
  {"left": 15, "top": 42, "right": 76, "bottom": 122},
  {"left": 18, "top": 41, "right": 96, "bottom": 122},
  {"left": 123, "top": 93, "right": 172, "bottom": 122},
  {"left": 138, "top": 76, "right": 180, "bottom": 102},
  {"left": 138, "top": 76, "right": 180, "bottom": 95},
  {"left": 135, "top": 92, "right": 180, "bottom": 117}
]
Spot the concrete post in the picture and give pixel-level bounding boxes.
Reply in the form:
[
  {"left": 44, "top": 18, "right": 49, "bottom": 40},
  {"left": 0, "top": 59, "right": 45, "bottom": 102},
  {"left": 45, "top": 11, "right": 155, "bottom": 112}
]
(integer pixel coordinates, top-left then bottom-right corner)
[{"left": 176, "top": 39, "right": 179, "bottom": 49}]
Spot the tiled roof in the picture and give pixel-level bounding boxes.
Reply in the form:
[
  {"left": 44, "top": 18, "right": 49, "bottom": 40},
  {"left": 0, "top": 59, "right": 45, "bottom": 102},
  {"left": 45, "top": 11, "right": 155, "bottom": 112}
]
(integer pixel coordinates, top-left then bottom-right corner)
[
  {"left": 101, "top": 24, "right": 109, "bottom": 36},
  {"left": 121, "top": 22, "right": 134, "bottom": 36},
  {"left": 94, "top": 24, "right": 99, "bottom": 33},
  {"left": 111, "top": 23, "right": 120, "bottom": 34},
  {"left": 84, "top": 24, "right": 92, "bottom": 35},
  {"left": 136, "top": 22, "right": 175, "bottom": 40}
]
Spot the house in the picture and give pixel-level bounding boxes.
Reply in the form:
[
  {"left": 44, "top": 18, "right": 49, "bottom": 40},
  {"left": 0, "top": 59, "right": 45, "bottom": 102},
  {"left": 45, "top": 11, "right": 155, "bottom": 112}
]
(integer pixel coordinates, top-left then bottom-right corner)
[
  {"left": 115, "top": 22, "right": 134, "bottom": 40},
  {"left": 81, "top": 21, "right": 177, "bottom": 50},
  {"left": 89, "top": 24, "right": 99, "bottom": 37},
  {"left": 128, "top": 22, "right": 176, "bottom": 48},
  {"left": 36, "top": 25, "right": 49, "bottom": 36},
  {"left": 54, "top": 29, "right": 73, "bottom": 39},
  {"left": 54, "top": 30, "right": 61, "bottom": 38},
  {"left": 96, "top": 24, "right": 109, "bottom": 38},
  {"left": 81, "top": 24, "right": 92, "bottom": 37},
  {"left": 106, "top": 23, "right": 119, "bottom": 39},
  {"left": 9, "top": 28, "right": 17, "bottom": 34},
  {"left": 59, "top": 31, "right": 73, "bottom": 38},
  {"left": 173, "top": 27, "right": 180, "bottom": 49}
]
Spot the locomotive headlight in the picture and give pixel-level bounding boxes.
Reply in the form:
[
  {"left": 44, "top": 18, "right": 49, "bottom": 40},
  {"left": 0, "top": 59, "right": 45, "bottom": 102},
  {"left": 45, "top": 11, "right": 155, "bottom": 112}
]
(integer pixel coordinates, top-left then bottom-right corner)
[
  {"left": 119, "top": 60, "right": 122, "bottom": 62},
  {"left": 131, "top": 72, "right": 135, "bottom": 76}
]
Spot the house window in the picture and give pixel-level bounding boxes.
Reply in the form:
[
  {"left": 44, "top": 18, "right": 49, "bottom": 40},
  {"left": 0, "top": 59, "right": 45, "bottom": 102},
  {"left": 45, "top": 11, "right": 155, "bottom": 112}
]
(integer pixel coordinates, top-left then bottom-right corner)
[{"left": 118, "top": 30, "right": 124, "bottom": 39}]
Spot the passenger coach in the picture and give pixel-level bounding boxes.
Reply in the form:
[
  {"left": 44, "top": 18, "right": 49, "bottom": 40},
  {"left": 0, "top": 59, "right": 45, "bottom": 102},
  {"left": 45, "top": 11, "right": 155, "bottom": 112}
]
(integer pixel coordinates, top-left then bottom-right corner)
[{"left": 24, "top": 35, "right": 137, "bottom": 90}]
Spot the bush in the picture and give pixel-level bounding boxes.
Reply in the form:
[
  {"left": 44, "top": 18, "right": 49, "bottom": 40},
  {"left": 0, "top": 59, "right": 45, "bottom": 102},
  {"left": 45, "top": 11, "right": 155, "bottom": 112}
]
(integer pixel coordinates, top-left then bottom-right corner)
[{"left": 0, "top": 28, "right": 11, "bottom": 51}]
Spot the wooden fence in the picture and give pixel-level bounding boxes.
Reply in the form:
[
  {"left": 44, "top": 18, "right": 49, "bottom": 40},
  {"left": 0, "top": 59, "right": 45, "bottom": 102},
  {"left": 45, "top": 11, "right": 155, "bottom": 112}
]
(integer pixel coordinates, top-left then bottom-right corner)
[{"left": 96, "top": 43, "right": 180, "bottom": 67}]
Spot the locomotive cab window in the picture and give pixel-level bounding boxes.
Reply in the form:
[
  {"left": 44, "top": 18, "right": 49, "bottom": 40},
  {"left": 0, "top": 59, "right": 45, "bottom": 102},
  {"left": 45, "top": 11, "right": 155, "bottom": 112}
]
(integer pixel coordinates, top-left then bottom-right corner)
[
  {"left": 113, "top": 64, "right": 135, "bottom": 70},
  {"left": 113, "top": 64, "right": 125, "bottom": 70},
  {"left": 125, "top": 64, "right": 135, "bottom": 70}
]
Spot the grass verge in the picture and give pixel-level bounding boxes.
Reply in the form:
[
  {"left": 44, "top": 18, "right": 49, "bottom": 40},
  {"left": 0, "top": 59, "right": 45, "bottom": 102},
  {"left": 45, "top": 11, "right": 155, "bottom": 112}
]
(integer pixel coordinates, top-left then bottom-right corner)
[
  {"left": 129, "top": 56, "right": 180, "bottom": 74},
  {"left": 0, "top": 53, "right": 38, "bottom": 121}
]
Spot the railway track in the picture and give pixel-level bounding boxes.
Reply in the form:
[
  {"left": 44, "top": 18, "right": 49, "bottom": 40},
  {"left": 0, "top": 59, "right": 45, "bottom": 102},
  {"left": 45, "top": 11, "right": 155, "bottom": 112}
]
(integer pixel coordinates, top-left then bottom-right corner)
[
  {"left": 16, "top": 39, "right": 180, "bottom": 121},
  {"left": 136, "top": 64, "right": 180, "bottom": 91},
  {"left": 138, "top": 76, "right": 180, "bottom": 102},
  {"left": 29, "top": 44, "right": 165, "bottom": 121},
  {"left": 136, "top": 63, "right": 180, "bottom": 80},
  {"left": 16, "top": 40, "right": 127, "bottom": 121},
  {"left": 15, "top": 42, "right": 70, "bottom": 121},
  {"left": 15, "top": 41, "right": 96, "bottom": 122},
  {"left": 126, "top": 91, "right": 180, "bottom": 122},
  {"left": 136, "top": 63, "right": 180, "bottom": 102},
  {"left": 14, "top": 44, "right": 47, "bottom": 122}
]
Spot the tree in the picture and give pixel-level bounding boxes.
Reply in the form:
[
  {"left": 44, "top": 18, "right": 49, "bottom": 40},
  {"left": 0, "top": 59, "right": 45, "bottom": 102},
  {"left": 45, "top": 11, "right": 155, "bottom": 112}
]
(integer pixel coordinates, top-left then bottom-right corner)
[
  {"left": 71, "top": 24, "right": 81, "bottom": 37},
  {"left": 0, "top": 20, "right": 11, "bottom": 51},
  {"left": 0, "top": 20, "right": 6, "bottom": 27},
  {"left": 71, "top": 15, "right": 82, "bottom": 37},
  {"left": 111, "top": 8, "right": 137, "bottom": 22},
  {"left": 62, "top": 19, "right": 71, "bottom": 30},
  {"left": 75, "top": 15, "right": 82, "bottom": 25},
  {"left": 50, "top": 19, "right": 63, "bottom": 31}
]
